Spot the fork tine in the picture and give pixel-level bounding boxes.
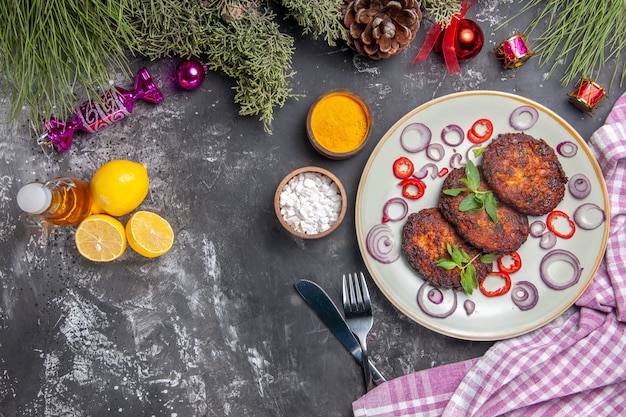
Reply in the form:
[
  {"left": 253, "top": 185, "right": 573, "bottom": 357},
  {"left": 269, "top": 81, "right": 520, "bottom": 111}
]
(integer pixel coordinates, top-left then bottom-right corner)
[
  {"left": 351, "top": 273, "right": 363, "bottom": 307},
  {"left": 359, "top": 272, "right": 371, "bottom": 311},
  {"left": 342, "top": 274, "right": 350, "bottom": 312}
]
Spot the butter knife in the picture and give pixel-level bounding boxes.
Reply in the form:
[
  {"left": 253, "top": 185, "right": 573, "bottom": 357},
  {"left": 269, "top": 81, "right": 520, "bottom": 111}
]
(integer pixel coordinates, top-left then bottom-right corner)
[{"left": 295, "top": 279, "right": 386, "bottom": 386}]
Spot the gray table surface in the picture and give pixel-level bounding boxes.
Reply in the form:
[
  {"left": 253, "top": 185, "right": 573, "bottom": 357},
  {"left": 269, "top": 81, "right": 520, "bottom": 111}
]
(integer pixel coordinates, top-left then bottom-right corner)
[{"left": 1, "top": 1, "right": 623, "bottom": 416}]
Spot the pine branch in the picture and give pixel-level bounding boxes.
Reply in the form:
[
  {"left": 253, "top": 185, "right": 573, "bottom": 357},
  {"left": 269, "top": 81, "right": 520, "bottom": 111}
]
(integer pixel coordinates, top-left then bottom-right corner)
[
  {"left": 0, "top": 0, "right": 137, "bottom": 124},
  {"left": 279, "top": 0, "right": 348, "bottom": 47},
  {"left": 421, "top": 0, "right": 462, "bottom": 26}
]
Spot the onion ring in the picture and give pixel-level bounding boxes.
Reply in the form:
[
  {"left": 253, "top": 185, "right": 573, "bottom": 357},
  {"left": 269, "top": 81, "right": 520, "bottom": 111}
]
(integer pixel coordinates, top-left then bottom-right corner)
[
  {"left": 509, "top": 105, "right": 539, "bottom": 130},
  {"left": 465, "top": 144, "right": 483, "bottom": 162},
  {"left": 511, "top": 281, "right": 539, "bottom": 311},
  {"left": 568, "top": 173, "right": 591, "bottom": 199},
  {"left": 449, "top": 152, "right": 463, "bottom": 169},
  {"left": 539, "top": 249, "right": 583, "bottom": 290},
  {"left": 414, "top": 163, "right": 439, "bottom": 179},
  {"left": 382, "top": 198, "right": 408, "bottom": 223},
  {"left": 416, "top": 281, "right": 457, "bottom": 318},
  {"left": 573, "top": 203, "right": 605, "bottom": 230},
  {"left": 401, "top": 123, "right": 432, "bottom": 153},
  {"left": 539, "top": 231, "right": 557, "bottom": 249},
  {"left": 556, "top": 141, "right": 578, "bottom": 158},
  {"left": 427, "top": 288, "right": 444, "bottom": 304},
  {"left": 441, "top": 124, "right": 464, "bottom": 147},
  {"left": 529, "top": 220, "right": 546, "bottom": 238},
  {"left": 426, "top": 143, "right": 445, "bottom": 161},
  {"left": 366, "top": 223, "right": 400, "bottom": 264}
]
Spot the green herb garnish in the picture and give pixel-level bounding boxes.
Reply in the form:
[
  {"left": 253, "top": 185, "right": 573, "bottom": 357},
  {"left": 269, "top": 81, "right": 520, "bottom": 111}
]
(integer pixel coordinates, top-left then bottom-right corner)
[
  {"left": 437, "top": 243, "right": 498, "bottom": 295},
  {"left": 443, "top": 160, "right": 498, "bottom": 223}
]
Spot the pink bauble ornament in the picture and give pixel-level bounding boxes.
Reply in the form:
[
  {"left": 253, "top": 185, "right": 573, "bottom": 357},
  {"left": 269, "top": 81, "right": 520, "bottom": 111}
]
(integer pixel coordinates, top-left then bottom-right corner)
[{"left": 176, "top": 59, "right": 206, "bottom": 90}]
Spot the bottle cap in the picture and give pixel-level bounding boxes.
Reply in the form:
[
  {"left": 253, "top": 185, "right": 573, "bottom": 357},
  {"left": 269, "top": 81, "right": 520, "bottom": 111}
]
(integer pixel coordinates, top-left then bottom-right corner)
[{"left": 17, "top": 182, "right": 52, "bottom": 214}]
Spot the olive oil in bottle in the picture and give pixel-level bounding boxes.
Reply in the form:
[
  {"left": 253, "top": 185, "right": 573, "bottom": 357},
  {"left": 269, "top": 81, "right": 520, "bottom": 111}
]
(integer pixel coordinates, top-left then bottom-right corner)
[{"left": 17, "top": 177, "right": 92, "bottom": 226}]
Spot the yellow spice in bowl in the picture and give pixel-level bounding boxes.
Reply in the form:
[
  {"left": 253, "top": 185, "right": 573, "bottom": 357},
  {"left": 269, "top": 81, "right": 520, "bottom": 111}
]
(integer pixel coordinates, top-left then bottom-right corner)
[{"left": 309, "top": 92, "right": 370, "bottom": 153}]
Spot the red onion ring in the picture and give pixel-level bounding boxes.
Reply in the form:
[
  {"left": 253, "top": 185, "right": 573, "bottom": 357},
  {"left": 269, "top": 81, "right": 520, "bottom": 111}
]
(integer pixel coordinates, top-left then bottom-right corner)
[
  {"left": 539, "top": 249, "right": 583, "bottom": 290},
  {"left": 568, "top": 173, "right": 591, "bottom": 199},
  {"left": 428, "top": 288, "right": 444, "bottom": 304},
  {"left": 449, "top": 152, "right": 463, "bottom": 169},
  {"left": 401, "top": 123, "right": 432, "bottom": 153},
  {"left": 573, "top": 203, "right": 605, "bottom": 230},
  {"left": 539, "top": 231, "right": 557, "bottom": 249},
  {"left": 463, "top": 299, "right": 475, "bottom": 315},
  {"left": 511, "top": 281, "right": 539, "bottom": 311},
  {"left": 426, "top": 143, "right": 445, "bottom": 161},
  {"left": 382, "top": 197, "right": 409, "bottom": 223},
  {"left": 416, "top": 281, "right": 457, "bottom": 318},
  {"left": 556, "top": 141, "right": 578, "bottom": 158},
  {"left": 465, "top": 144, "right": 483, "bottom": 162},
  {"left": 366, "top": 224, "right": 400, "bottom": 264},
  {"left": 414, "top": 163, "right": 439, "bottom": 179},
  {"left": 509, "top": 105, "right": 539, "bottom": 130},
  {"left": 441, "top": 124, "right": 464, "bottom": 147},
  {"left": 529, "top": 220, "right": 546, "bottom": 238}
]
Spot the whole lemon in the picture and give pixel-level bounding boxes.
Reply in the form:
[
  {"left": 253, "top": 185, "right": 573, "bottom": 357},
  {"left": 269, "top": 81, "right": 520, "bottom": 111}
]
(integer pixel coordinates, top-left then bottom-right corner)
[{"left": 90, "top": 160, "right": 149, "bottom": 216}]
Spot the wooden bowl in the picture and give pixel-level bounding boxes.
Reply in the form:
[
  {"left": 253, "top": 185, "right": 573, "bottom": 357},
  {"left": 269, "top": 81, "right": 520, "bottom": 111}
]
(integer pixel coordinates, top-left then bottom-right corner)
[
  {"left": 274, "top": 166, "right": 347, "bottom": 239},
  {"left": 306, "top": 90, "right": 372, "bottom": 160}
]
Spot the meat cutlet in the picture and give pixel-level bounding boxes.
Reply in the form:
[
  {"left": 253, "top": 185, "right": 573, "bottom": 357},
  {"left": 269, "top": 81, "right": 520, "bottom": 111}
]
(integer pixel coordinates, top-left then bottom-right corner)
[
  {"left": 439, "top": 166, "right": 530, "bottom": 254},
  {"left": 401, "top": 208, "right": 493, "bottom": 290},
  {"left": 481, "top": 132, "right": 567, "bottom": 216}
]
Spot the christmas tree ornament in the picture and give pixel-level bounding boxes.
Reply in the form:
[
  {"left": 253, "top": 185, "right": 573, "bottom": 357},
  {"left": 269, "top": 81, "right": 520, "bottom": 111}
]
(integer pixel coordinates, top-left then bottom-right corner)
[
  {"left": 494, "top": 34, "right": 534, "bottom": 69},
  {"left": 412, "top": 0, "right": 479, "bottom": 74},
  {"left": 433, "top": 18, "right": 483, "bottom": 61},
  {"left": 568, "top": 78, "right": 607, "bottom": 114},
  {"left": 343, "top": 0, "right": 422, "bottom": 60},
  {"left": 176, "top": 59, "right": 207, "bottom": 90},
  {"left": 35, "top": 68, "right": 164, "bottom": 152}
]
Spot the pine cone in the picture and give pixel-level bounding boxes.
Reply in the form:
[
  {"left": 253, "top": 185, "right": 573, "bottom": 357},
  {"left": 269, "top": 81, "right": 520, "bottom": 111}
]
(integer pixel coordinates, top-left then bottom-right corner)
[{"left": 343, "top": 0, "right": 422, "bottom": 60}]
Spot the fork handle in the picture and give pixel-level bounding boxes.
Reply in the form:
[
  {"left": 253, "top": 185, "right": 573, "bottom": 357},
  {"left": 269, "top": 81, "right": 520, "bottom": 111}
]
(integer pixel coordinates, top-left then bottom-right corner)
[{"left": 359, "top": 339, "right": 376, "bottom": 392}]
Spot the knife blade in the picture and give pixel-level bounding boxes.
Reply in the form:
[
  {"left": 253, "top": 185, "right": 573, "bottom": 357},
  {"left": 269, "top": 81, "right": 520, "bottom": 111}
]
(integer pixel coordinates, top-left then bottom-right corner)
[{"left": 295, "top": 279, "right": 386, "bottom": 386}]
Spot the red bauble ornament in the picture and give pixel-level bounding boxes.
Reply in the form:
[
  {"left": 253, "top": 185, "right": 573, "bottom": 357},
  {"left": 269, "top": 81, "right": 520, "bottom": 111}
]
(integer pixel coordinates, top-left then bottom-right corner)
[
  {"left": 434, "top": 18, "right": 483, "bottom": 61},
  {"left": 176, "top": 59, "right": 207, "bottom": 90}
]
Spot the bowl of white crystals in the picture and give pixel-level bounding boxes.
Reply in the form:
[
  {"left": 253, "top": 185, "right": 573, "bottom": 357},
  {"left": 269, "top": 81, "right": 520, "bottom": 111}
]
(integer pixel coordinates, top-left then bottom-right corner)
[{"left": 274, "top": 166, "right": 347, "bottom": 239}]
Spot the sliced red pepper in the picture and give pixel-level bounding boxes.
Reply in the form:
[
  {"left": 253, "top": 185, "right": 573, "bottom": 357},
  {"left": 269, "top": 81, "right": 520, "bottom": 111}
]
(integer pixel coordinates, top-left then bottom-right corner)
[
  {"left": 438, "top": 167, "right": 449, "bottom": 177},
  {"left": 497, "top": 252, "right": 522, "bottom": 274},
  {"left": 479, "top": 272, "right": 512, "bottom": 297},
  {"left": 399, "top": 177, "right": 426, "bottom": 200},
  {"left": 393, "top": 156, "right": 414, "bottom": 179},
  {"left": 546, "top": 210, "right": 576, "bottom": 239},
  {"left": 468, "top": 118, "right": 493, "bottom": 144}
]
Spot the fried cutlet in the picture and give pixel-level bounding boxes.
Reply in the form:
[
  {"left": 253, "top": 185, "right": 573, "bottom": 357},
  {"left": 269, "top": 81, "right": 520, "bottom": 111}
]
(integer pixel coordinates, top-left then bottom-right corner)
[
  {"left": 481, "top": 133, "right": 567, "bottom": 216},
  {"left": 401, "top": 208, "right": 493, "bottom": 290},
  {"left": 439, "top": 166, "right": 530, "bottom": 254}
]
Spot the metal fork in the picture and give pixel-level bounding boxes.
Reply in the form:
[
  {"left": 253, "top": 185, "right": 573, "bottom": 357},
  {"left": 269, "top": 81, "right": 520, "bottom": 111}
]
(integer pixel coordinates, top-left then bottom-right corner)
[{"left": 342, "top": 272, "right": 375, "bottom": 391}]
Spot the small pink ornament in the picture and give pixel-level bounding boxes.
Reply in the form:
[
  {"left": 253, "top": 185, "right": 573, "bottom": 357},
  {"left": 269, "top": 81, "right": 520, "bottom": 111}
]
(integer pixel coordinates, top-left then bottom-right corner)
[
  {"left": 176, "top": 59, "right": 207, "bottom": 90},
  {"left": 37, "top": 67, "right": 164, "bottom": 152}
]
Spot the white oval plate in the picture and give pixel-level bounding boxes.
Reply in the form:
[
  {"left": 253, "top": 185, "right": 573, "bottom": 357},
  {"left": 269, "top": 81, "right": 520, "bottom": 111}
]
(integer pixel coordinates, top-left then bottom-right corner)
[{"left": 356, "top": 91, "right": 610, "bottom": 341}]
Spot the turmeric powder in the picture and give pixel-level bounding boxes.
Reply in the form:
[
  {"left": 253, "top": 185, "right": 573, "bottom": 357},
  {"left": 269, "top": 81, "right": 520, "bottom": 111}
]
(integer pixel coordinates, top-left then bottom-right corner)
[{"left": 309, "top": 92, "right": 370, "bottom": 154}]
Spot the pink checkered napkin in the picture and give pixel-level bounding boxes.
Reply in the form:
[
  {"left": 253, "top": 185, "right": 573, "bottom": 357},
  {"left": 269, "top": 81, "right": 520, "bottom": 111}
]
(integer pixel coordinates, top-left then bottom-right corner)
[{"left": 353, "top": 92, "right": 626, "bottom": 417}]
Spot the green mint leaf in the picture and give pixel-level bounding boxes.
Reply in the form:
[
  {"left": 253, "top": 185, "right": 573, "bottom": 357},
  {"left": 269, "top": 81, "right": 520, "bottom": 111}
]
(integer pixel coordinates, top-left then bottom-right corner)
[
  {"left": 465, "top": 160, "right": 481, "bottom": 190},
  {"left": 436, "top": 259, "right": 459, "bottom": 270},
  {"left": 472, "top": 147, "right": 486, "bottom": 157},
  {"left": 480, "top": 253, "right": 499, "bottom": 264},
  {"left": 458, "top": 194, "right": 481, "bottom": 212},
  {"left": 485, "top": 192, "right": 499, "bottom": 223},
  {"left": 443, "top": 187, "right": 468, "bottom": 196},
  {"left": 460, "top": 264, "right": 478, "bottom": 295}
]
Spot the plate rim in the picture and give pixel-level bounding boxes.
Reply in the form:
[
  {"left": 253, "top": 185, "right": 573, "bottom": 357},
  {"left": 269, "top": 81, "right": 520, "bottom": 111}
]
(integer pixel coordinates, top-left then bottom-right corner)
[{"left": 355, "top": 90, "right": 610, "bottom": 341}]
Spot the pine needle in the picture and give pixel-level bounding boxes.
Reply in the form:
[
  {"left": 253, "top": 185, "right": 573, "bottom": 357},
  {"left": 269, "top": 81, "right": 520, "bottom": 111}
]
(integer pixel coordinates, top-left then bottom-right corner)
[
  {"left": 511, "top": 0, "right": 626, "bottom": 87},
  {"left": 0, "top": 0, "right": 137, "bottom": 124}
]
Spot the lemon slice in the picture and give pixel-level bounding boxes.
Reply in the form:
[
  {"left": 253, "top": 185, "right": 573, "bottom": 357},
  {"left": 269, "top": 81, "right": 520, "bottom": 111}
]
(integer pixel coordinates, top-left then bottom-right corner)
[
  {"left": 75, "top": 214, "right": 127, "bottom": 262},
  {"left": 126, "top": 211, "right": 174, "bottom": 258}
]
